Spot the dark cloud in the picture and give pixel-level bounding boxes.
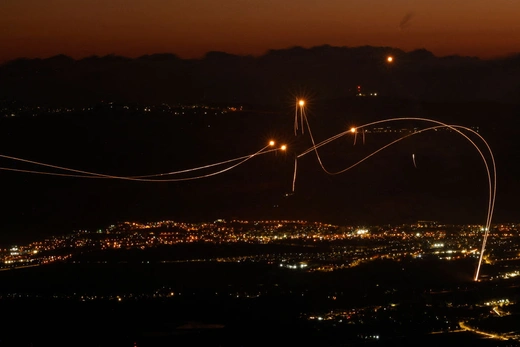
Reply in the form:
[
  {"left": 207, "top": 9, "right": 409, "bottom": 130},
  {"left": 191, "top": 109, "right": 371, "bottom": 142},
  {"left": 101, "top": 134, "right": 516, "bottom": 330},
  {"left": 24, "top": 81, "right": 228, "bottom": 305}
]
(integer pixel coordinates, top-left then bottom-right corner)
[{"left": 399, "top": 12, "right": 414, "bottom": 31}]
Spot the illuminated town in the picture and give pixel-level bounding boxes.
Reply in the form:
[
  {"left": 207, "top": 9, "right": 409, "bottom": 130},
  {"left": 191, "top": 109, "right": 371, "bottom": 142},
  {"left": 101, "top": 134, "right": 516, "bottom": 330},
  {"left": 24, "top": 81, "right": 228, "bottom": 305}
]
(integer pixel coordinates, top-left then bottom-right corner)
[
  {"left": 1, "top": 219, "right": 519, "bottom": 343},
  {"left": 0, "top": 100, "right": 243, "bottom": 118},
  {"left": 3, "top": 219, "right": 519, "bottom": 270}
]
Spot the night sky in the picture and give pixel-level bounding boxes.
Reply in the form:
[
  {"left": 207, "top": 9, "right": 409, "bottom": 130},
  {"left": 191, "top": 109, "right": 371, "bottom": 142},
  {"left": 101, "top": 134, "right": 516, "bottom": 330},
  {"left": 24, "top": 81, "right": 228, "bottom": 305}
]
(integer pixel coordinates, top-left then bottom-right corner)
[{"left": 2, "top": 0, "right": 520, "bottom": 62}]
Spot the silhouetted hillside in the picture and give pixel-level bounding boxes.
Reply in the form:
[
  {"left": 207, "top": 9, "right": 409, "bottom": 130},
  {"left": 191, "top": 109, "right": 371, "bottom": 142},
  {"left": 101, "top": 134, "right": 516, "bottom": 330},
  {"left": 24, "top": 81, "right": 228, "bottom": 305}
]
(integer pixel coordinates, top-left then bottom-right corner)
[{"left": 1, "top": 45, "right": 519, "bottom": 105}]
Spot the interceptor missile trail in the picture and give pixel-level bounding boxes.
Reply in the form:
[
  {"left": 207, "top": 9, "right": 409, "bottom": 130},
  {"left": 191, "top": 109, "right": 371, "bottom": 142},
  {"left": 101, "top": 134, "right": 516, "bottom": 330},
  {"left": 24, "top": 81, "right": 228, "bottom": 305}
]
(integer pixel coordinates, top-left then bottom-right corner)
[
  {"left": 292, "top": 157, "right": 298, "bottom": 193},
  {"left": 295, "top": 99, "right": 306, "bottom": 135},
  {"left": 0, "top": 142, "right": 286, "bottom": 182},
  {"left": 295, "top": 116, "right": 496, "bottom": 281}
]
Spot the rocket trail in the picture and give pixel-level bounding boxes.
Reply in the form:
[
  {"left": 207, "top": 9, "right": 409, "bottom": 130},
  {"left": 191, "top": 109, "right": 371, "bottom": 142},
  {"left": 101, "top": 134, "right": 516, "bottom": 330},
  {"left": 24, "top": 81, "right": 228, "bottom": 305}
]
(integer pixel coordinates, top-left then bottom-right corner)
[
  {"left": 0, "top": 145, "right": 283, "bottom": 182},
  {"left": 292, "top": 157, "right": 298, "bottom": 193},
  {"left": 294, "top": 98, "right": 299, "bottom": 135},
  {"left": 295, "top": 117, "right": 496, "bottom": 281},
  {"left": 295, "top": 99, "right": 306, "bottom": 135}
]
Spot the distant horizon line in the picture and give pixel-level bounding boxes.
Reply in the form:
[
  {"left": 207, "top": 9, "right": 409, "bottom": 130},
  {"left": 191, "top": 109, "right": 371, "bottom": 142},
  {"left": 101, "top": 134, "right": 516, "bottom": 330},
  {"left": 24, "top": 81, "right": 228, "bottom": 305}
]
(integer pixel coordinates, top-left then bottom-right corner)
[{"left": 3, "top": 44, "right": 519, "bottom": 65}]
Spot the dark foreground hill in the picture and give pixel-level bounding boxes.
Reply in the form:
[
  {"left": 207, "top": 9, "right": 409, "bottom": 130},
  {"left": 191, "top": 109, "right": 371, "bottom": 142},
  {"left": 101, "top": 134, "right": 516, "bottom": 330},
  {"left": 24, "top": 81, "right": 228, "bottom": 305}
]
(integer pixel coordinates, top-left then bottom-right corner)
[{"left": 1, "top": 45, "right": 520, "bottom": 106}]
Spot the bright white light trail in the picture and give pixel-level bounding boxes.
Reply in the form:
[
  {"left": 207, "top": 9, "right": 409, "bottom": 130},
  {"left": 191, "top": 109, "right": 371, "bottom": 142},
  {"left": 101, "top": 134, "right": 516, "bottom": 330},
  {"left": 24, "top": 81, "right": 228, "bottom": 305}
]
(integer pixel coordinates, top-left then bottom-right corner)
[
  {"left": 0, "top": 143, "right": 286, "bottom": 182},
  {"left": 293, "top": 107, "right": 496, "bottom": 281},
  {"left": 294, "top": 99, "right": 305, "bottom": 135}
]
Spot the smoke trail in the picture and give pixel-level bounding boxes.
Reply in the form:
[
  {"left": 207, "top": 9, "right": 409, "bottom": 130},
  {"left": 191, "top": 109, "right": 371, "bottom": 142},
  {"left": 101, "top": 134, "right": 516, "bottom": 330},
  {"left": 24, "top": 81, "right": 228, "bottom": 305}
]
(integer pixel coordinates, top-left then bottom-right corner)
[{"left": 399, "top": 12, "right": 414, "bottom": 31}]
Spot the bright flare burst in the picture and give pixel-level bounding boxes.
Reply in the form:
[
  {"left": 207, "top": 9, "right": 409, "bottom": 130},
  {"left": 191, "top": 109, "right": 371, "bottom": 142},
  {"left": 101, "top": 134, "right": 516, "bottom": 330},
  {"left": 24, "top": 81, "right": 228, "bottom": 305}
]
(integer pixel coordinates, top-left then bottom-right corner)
[{"left": 294, "top": 98, "right": 306, "bottom": 135}]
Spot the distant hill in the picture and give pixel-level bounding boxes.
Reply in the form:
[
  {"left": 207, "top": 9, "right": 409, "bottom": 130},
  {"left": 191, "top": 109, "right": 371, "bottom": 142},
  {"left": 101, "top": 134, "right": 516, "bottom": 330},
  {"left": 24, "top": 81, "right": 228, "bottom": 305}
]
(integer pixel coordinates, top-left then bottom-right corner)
[{"left": 1, "top": 45, "right": 519, "bottom": 106}]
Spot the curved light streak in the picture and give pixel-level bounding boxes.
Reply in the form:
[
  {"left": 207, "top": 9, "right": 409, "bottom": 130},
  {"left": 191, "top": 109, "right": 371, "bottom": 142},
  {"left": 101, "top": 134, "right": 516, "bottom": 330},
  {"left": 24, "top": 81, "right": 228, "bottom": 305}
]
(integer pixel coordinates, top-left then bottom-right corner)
[
  {"left": 300, "top": 118, "right": 496, "bottom": 232},
  {"left": 0, "top": 167, "right": 105, "bottom": 179},
  {"left": 292, "top": 157, "right": 298, "bottom": 192},
  {"left": 0, "top": 145, "right": 280, "bottom": 182},
  {"left": 297, "top": 117, "right": 496, "bottom": 281}
]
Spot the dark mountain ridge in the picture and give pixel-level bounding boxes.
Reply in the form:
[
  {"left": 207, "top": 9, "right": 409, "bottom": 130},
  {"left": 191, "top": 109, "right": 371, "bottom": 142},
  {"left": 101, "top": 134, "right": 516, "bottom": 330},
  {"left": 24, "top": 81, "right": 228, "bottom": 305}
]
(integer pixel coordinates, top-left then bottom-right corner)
[{"left": 1, "top": 45, "right": 519, "bottom": 106}]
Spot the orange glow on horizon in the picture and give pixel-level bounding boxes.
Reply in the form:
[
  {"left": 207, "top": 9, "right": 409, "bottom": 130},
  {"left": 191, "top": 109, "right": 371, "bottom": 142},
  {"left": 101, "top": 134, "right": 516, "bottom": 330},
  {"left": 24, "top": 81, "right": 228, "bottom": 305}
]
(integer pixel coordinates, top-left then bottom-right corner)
[{"left": 2, "top": 1, "right": 520, "bottom": 62}]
